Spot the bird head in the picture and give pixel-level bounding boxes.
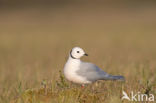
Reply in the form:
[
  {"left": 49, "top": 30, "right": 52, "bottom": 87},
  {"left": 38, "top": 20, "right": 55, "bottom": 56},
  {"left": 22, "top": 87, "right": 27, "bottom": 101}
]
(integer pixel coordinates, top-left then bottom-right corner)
[{"left": 70, "top": 47, "right": 88, "bottom": 59}]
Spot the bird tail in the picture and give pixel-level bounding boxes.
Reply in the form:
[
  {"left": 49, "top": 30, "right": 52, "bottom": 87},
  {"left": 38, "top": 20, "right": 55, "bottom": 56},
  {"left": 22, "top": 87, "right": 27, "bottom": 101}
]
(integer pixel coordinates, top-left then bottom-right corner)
[
  {"left": 109, "top": 75, "right": 125, "bottom": 81},
  {"left": 103, "top": 75, "right": 125, "bottom": 81}
]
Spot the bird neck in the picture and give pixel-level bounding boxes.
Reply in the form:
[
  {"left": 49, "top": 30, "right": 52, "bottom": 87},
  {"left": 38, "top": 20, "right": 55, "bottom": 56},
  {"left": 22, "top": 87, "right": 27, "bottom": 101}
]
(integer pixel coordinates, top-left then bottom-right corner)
[
  {"left": 65, "top": 56, "right": 81, "bottom": 70},
  {"left": 68, "top": 56, "right": 81, "bottom": 63}
]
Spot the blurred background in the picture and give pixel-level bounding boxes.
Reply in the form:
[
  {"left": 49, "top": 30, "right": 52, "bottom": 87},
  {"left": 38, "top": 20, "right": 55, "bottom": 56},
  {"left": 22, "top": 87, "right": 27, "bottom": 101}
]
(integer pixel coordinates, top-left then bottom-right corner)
[{"left": 0, "top": 0, "right": 156, "bottom": 101}]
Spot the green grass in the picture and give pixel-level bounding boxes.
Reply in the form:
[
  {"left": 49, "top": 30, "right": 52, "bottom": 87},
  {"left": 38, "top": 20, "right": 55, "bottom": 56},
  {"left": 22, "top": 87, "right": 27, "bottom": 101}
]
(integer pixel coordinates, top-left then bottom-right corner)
[{"left": 0, "top": 4, "right": 156, "bottom": 103}]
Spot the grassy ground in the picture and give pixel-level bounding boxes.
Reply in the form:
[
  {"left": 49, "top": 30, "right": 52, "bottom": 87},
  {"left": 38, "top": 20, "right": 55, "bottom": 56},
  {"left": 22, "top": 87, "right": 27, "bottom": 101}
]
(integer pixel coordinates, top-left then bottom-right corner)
[{"left": 0, "top": 2, "right": 156, "bottom": 103}]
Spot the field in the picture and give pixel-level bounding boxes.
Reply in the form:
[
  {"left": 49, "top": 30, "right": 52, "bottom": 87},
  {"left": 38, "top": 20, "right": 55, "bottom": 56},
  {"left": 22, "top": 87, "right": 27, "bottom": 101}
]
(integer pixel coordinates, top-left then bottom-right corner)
[{"left": 0, "top": 1, "right": 156, "bottom": 103}]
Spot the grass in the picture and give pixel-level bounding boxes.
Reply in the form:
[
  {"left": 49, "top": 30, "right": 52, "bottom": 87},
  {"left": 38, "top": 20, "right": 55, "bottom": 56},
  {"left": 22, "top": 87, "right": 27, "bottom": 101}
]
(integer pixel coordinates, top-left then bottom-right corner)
[
  {"left": 0, "top": 3, "right": 156, "bottom": 103},
  {"left": 10, "top": 71, "right": 125, "bottom": 103}
]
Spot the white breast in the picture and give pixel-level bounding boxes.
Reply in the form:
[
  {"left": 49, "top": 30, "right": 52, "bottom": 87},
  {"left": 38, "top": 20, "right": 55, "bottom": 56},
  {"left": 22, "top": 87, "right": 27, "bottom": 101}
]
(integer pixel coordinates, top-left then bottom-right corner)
[{"left": 63, "top": 58, "right": 91, "bottom": 84}]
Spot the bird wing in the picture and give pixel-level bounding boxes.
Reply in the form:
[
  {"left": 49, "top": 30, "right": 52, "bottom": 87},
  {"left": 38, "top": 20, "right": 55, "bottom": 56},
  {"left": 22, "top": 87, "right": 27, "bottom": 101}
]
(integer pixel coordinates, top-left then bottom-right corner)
[{"left": 76, "top": 62, "right": 110, "bottom": 82}]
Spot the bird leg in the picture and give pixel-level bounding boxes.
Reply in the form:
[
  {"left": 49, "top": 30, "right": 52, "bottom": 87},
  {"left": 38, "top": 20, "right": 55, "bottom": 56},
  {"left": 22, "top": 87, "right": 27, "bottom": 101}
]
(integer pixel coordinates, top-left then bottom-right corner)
[{"left": 81, "top": 84, "right": 85, "bottom": 88}]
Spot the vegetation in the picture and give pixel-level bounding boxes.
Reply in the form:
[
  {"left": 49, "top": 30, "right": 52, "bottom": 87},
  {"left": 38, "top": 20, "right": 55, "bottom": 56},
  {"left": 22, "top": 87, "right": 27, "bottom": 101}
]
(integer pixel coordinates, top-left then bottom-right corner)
[{"left": 0, "top": 2, "right": 156, "bottom": 103}]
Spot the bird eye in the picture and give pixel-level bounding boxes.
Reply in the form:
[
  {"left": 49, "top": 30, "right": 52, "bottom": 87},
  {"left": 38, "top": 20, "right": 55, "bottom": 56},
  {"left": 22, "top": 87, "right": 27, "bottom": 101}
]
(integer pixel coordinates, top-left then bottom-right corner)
[{"left": 77, "top": 51, "right": 80, "bottom": 53}]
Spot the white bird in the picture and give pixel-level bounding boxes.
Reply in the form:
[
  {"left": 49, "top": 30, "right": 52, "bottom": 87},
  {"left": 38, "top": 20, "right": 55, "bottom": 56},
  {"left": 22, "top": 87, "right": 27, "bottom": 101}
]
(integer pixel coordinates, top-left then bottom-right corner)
[{"left": 63, "top": 47, "right": 125, "bottom": 85}]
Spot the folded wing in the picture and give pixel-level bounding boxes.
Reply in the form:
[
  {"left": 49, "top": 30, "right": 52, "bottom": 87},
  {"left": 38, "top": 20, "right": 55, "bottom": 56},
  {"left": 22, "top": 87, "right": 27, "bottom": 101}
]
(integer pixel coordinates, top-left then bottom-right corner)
[{"left": 76, "top": 62, "right": 125, "bottom": 82}]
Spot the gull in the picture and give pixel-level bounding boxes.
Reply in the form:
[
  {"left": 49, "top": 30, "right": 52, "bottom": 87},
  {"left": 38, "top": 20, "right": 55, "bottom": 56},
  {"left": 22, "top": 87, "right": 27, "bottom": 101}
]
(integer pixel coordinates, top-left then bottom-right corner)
[{"left": 63, "top": 47, "right": 125, "bottom": 86}]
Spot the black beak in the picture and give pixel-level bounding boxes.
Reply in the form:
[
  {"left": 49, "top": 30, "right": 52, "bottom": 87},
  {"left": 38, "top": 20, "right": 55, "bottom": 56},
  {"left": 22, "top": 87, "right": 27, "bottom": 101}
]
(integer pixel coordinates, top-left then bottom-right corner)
[{"left": 84, "top": 53, "right": 88, "bottom": 56}]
